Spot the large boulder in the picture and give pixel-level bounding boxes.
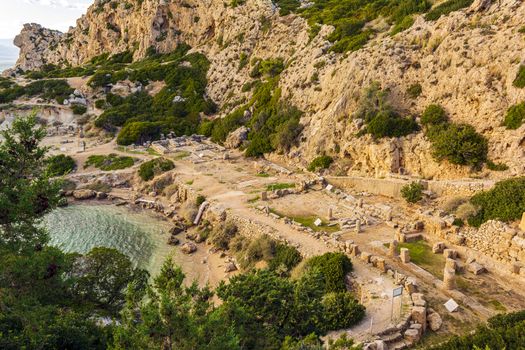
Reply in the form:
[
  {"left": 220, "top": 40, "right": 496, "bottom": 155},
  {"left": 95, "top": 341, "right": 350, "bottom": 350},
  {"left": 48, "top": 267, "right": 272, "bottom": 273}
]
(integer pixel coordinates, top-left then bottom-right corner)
[
  {"left": 224, "top": 126, "right": 249, "bottom": 149},
  {"left": 72, "top": 189, "right": 96, "bottom": 200},
  {"left": 427, "top": 312, "right": 443, "bottom": 331},
  {"left": 181, "top": 242, "right": 197, "bottom": 254}
]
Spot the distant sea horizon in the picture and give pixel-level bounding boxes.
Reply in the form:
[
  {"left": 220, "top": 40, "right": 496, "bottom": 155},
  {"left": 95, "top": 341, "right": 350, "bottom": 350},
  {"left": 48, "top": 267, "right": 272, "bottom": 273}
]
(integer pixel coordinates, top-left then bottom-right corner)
[{"left": 0, "top": 39, "right": 19, "bottom": 72}]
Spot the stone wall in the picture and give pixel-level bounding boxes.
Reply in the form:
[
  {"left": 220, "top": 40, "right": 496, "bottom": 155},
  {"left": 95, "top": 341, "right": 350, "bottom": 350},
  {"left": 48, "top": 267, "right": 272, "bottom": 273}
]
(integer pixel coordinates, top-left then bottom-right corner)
[{"left": 326, "top": 176, "right": 494, "bottom": 199}]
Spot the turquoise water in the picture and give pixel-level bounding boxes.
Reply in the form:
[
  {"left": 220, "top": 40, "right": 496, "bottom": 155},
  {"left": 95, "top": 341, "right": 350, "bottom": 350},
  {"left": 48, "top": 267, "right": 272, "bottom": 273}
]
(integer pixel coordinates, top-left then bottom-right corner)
[{"left": 43, "top": 204, "right": 173, "bottom": 274}]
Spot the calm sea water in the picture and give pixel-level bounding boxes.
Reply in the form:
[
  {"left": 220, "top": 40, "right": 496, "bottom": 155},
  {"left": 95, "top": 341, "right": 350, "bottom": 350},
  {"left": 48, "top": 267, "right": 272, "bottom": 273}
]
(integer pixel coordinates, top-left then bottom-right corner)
[
  {"left": 0, "top": 39, "right": 18, "bottom": 72},
  {"left": 43, "top": 204, "right": 173, "bottom": 274}
]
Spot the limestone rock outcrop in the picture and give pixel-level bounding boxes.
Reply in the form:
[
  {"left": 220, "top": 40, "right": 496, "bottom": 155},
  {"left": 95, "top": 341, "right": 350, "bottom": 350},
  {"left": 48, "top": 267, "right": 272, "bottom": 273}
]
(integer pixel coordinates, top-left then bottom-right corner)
[{"left": 10, "top": 0, "right": 525, "bottom": 178}]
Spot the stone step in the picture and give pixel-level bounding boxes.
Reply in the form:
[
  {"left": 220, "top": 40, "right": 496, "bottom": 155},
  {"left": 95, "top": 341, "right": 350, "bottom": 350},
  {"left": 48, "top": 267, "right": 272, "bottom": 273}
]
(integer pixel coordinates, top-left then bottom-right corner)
[
  {"left": 404, "top": 233, "right": 422, "bottom": 242},
  {"left": 381, "top": 331, "right": 403, "bottom": 344}
]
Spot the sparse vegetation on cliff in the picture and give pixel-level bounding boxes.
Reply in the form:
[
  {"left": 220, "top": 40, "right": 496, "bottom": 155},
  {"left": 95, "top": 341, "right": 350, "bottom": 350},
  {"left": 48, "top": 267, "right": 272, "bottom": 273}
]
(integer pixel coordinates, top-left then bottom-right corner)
[
  {"left": 356, "top": 83, "right": 420, "bottom": 139},
  {"left": 503, "top": 102, "right": 525, "bottom": 129},
  {"left": 308, "top": 155, "right": 334, "bottom": 172}
]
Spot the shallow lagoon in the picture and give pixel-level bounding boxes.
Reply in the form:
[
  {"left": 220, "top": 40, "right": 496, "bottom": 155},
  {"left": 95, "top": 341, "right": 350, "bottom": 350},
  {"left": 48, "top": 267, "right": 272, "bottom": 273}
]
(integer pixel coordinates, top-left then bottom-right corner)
[{"left": 43, "top": 204, "right": 173, "bottom": 275}]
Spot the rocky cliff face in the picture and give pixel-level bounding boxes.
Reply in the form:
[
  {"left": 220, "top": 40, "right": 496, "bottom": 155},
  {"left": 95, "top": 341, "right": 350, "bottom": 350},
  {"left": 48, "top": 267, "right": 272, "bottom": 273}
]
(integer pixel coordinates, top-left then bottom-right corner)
[{"left": 11, "top": 0, "right": 525, "bottom": 179}]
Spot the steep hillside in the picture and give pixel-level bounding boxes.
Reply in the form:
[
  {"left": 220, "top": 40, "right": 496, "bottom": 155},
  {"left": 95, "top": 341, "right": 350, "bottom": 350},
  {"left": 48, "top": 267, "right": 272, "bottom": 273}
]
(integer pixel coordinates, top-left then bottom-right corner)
[{"left": 7, "top": 0, "right": 525, "bottom": 179}]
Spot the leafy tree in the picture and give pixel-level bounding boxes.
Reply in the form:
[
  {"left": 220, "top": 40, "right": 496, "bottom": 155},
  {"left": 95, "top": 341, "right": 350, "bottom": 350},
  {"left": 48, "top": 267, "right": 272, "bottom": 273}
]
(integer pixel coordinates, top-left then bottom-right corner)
[
  {"left": 321, "top": 292, "right": 366, "bottom": 331},
  {"left": 304, "top": 253, "right": 353, "bottom": 293},
  {"left": 46, "top": 154, "right": 76, "bottom": 176},
  {"left": 0, "top": 115, "right": 61, "bottom": 252},
  {"left": 70, "top": 247, "right": 149, "bottom": 313},
  {"left": 112, "top": 258, "right": 239, "bottom": 350}
]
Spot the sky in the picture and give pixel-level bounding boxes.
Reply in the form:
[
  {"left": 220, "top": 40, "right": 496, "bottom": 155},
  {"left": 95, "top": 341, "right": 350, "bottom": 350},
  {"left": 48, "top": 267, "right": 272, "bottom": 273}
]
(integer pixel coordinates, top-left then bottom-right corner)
[{"left": 0, "top": 0, "right": 92, "bottom": 40}]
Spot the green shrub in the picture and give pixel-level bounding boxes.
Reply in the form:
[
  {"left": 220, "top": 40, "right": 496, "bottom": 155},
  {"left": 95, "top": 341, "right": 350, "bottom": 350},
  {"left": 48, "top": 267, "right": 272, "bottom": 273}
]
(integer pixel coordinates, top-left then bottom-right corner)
[
  {"left": 0, "top": 79, "right": 73, "bottom": 104},
  {"left": 503, "top": 102, "right": 525, "bottom": 129},
  {"left": 46, "top": 154, "right": 76, "bottom": 176},
  {"left": 305, "top": 252, "right": 353, "bottom": 293},
  {"left": 196, "top": 195, "right": 206, "bottom": 206},
  {"left": 406, "top": 83, "right": 422, "bottom": 98},
  {"left": 274, "top": 0, "right": 301, "bottom": 15},
  {"left": 431, "top": 310, "right": 525, "bottom": 350},
  {"left": 421, "top": 104, "right": 448, "bottom": 126},
  {"left": 138, "top": 158, "right": 175, "bottom": 181},
  {"left": 486, "top": 160, "right": 509, "bottom": 172},
  {"left": 307, "top": 155, "right": 334, "bottom": 172},
  {"left": 513, "top": 65, "right": 525, "bottom": 88},
  {"left": 84, "top": 154, "right": 135, "bottom": 171},
  {"left": 424, "top": 0, "right": 474, "bottom": 21},
  {"left": 209, "top": 221, "right": 238, "bottom": 250},
  {"left": 356, "top": 83, "right": 419, "bottom": 138},
  {"left": 468, "top": 177, "right": 525, "bottom": 227},
  {"left": 365, "top": 111, "right": 419, "bottom": 138},
  {"left": 71, "top": 104, "right": 87, "bottom": 115},
  {"left": 116, "top": 121, "right": 163, "bottom": 145},
  {"left": 401, "top": 182, "right": 424, "bottom": 203},
  {"left": 321, "top": 292, "right": 366, "bottom": 331},
  {"left": 429, "top": 123, "right": 487, "bottom": 167},
  {"left": 268, "top": 243, "right": 302, "bottom": 272}
]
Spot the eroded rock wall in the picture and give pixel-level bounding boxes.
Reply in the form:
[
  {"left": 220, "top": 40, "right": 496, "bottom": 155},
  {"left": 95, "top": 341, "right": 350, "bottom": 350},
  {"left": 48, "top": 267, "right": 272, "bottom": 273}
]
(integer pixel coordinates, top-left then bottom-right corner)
[{"left": 11, "top": 0, "right": 525, "bottom": 179}]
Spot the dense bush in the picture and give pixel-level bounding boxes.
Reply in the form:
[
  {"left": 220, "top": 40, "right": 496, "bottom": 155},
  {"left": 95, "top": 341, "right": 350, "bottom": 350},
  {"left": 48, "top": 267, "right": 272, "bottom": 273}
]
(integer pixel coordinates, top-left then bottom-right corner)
[
  {"left": 421, "top": 104, "right": 448, "bottom": 126},
  {"left": 513, "top": 65, "right": 525, "bottom": 88},
  {"left": 0, "top": 79, "right": 73, "bottom": 104},
  {"left": 206, "top": 77, "right": 304, "bottom": 157},
  {"left": 406, "top": 83, "right": 422, "bottom": 98},
  {"left": 268, "top": 243, "right": 303, "bottom": 272},
  {"left": 356, "top": 83, "right": 419, "bottom": 138},
  {"left": 424, "top": 0, "right": 474, "bottom": 21},
  {"left": 468, "top": 177, "right": 525, "bottom": 227},
  {"left": 138, "top": 157, "right": 175, "bottom": 181},
  {"left": 84, "top": 154, "right": 135, "bottom": 170},
  {"left": 321, "top": 292, "right": 366, "bottom": 331},
  {"left": 305, "top": 252, "right": 353, "bottom": 293},
  {"left": 71, "top": 104, "right": 87, "bottom": 115},
  {"left": 401, "top": 182, "right": 424, "bottom": 203},
  {"left": 46, "top": 154, "right": 76, "bottom": 176},
  {"left": 307, "top": 155, "right": 334, "bottom": 172},
  {"left": 429, "top": 123, "right": 488, "bottom": 167},
  {"left": 297, "top": 0, "right": 431, "bottom": 53},
  {"left": 431, "top": 310, "right": 525, "bottom": 350},
  {"left": 503, "top": 102, "right": 525, "bottom": 129}
]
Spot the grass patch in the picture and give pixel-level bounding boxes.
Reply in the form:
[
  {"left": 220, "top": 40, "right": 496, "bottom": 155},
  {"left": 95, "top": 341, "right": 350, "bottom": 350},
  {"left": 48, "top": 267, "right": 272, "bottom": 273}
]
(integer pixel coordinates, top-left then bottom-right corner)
[
  {"left": 271, "top": 209, "right": 340, "bottom": 233},
  {"left": 171, "top": 151, "right": 191, "bottom": 160},
  {"left": 256, "top": 172, "right": 270, "bottom": 177},
  {"left": 115, "top": 146, "right": 146, "bottom": 155},
  {"left": 146, "top": 148, "right": 161, "bottom": 156},
  {"left": 266, "top": 183, "right": 295, "bottom": 191},
  {"left": 84, "top": 154, "right": 135, "bottom": 171},
  {"left": 388, "top": 240, "right": 445, "bottom": 279},
  {"left": 247, "top": 195, "right": 260, "bottom": 203}
]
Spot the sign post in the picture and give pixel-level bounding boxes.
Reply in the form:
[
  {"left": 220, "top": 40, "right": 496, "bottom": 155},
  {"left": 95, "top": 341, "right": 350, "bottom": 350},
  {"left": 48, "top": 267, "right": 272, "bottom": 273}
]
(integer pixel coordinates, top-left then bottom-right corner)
[{"left": 391, "top": 286, "right": 403, "bottom": 322}]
